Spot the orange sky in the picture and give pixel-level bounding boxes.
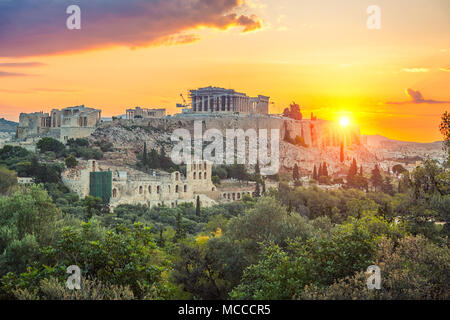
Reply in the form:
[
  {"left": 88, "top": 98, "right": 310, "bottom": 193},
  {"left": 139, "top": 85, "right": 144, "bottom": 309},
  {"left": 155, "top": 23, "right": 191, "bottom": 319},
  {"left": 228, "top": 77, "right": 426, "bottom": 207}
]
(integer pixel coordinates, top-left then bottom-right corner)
[{"left": 0, "top": 0, "right": 449, "bottom": 142}]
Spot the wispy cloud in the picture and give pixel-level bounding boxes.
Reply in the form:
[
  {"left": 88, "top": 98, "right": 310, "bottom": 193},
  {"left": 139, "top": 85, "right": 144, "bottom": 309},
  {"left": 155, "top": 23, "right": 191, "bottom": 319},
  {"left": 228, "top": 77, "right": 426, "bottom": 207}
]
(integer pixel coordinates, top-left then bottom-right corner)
[
  {"left": 0, "top": 0, "right": 263, "bottom": 57},
  {"left": 0, "top": 62, "right": 46, "bottom": 68},
  {"left": 387, "top": 88, "right": 450, "bottom": 105},
  {"left": 440, "top": 67, "right": 450, "bottom": 72},
  {"left": 0, "top": 70, "right": 30, "bottom": 77},
  {"left": 402, "top": 68, "right": 429, "bottom": 73}
]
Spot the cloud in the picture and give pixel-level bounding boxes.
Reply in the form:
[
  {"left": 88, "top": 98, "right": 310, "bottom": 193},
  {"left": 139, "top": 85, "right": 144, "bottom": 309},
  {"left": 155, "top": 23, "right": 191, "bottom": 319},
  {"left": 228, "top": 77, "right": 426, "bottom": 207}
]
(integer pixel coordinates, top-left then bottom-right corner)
[
  {"left": 387, "top": 88, "right": 450, "bottom": 105},
  {"left": 440, "top": 67, "right": 450, "bottom": 72},
  {"left": 0, "top": 0, "right": 262, "bottom": 57},
  {"left": 402, "top": 68, "right": 429, "bottom": 73},
  {"left": 0, "top": 70, "right": 30, "bottom": 77},
  {"left": 0, "top": 62, "right": 46, "bottom": 68}
]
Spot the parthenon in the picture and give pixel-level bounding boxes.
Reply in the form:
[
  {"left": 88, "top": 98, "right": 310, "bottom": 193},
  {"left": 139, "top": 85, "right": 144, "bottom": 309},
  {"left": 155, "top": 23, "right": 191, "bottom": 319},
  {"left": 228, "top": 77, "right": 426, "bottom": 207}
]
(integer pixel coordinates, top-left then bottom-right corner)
[{"left": 189, "top": 86, "right": 269, "bottom": 114}]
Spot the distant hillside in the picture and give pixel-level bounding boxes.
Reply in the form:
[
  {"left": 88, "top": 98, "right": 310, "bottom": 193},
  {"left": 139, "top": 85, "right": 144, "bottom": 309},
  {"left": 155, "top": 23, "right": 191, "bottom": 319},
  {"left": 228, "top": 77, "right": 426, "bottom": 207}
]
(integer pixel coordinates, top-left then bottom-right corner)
[
  {"left": 0, "top": 118, "right": 18, "bottom": 132},
  {"left": 364, "top": 134, "right": 442, "bottom": 147}
]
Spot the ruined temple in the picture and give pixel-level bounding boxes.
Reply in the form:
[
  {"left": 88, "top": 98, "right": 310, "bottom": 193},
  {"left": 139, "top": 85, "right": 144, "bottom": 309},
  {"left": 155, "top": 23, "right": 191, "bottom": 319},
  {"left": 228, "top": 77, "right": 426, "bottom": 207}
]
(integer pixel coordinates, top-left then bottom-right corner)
[{"left": 16, "top": 105, "right": 101, "bottom": 142}]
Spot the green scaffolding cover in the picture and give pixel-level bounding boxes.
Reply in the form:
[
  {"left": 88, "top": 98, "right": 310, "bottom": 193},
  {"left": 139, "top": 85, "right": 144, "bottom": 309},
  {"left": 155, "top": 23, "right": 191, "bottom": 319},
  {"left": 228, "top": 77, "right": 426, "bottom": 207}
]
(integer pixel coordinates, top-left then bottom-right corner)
[{"left": 89, "top": 171, "right": 112, "bottom": 202}]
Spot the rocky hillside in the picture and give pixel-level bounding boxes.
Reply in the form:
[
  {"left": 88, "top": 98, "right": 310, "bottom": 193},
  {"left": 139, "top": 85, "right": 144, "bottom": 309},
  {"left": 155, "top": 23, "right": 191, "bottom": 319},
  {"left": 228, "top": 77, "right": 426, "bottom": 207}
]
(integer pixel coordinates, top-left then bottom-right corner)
[
  {"left": 90, "top": 117, "right": 378, "bottom": 175},
  {"left": 0, "top": 118, "right": 18, "bottom": 132}
]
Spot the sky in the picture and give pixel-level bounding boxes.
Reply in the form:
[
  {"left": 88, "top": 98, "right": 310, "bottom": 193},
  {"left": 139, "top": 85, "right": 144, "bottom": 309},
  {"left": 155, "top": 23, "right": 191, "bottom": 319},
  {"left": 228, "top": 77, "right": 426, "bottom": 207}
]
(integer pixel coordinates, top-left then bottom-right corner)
[{"left": 0, "top": 0, "right": 449, "bottom": 142}]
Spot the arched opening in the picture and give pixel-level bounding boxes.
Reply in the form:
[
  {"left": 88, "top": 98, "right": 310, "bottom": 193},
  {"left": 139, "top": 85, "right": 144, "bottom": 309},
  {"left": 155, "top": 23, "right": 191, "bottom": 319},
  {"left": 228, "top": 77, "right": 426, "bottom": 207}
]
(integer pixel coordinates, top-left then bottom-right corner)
[
  {"left": 157, "top": 186, "right": 160, "bottom": 194},
  {"left": 193, "top": 172, "right": 196, "bottom": 179},
  {"left": 92, "top": 161, "right": 96, "bottom": 172},
  {"left": 184, "top": 185, "right": 187, "bottom": 192},
  {"left": 148, "top": 186, "right": 151, "bottom": 194},
  {"left": 175, "top": 185, "right": 179, "bottom": 193},
  {"left": 139, "top": 186, "right": 143, "bottom": 194},
  {"left": 204, "top": 172, "right": 207, "bottom": 180},
  {"left": 175, "top": 172, "right": 179, "bottom": 181},
  {"left": 112, "top": 188, "right": 117, "bottom": 198}
]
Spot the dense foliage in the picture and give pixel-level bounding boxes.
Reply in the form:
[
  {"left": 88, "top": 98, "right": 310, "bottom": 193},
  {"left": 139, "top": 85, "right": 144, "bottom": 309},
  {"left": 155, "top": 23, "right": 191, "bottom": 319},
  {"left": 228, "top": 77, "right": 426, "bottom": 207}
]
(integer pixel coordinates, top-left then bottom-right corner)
[{"left": 0, "top": 114, "right": 448, "bottom": 300}]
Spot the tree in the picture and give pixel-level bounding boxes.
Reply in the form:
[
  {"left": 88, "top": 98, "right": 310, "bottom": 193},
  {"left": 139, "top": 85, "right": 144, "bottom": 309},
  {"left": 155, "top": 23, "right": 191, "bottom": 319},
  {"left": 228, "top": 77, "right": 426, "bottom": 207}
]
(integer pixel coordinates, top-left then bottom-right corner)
[
  {"left": 36, "top": 137, "right": 66, "bottom": 156},
  {"left": 82, "top": 195, "right": 102, "bottom": 220},
  {"left": 293, "top": 164, "right": 299, "bottom": 181},
  {"left": 370, "top": 165, "right": 383, "bottom": 191},
  {"left": 313, "top": 165, "right": 318, "bottom": 180},
  {"left": 196, "top": 195, "right": 201, "bottom": 217},
  {"left": 340, "top": 143, "right": 344, "bottom": 163},
  {"left": 0, "top": 185, "right": 60, "bottom": 276},
  {"left": 392, "top": 164, "right": 407, "bottom": 175},
  {"left": 322, "top": 162, "right": 328, "bottom": 177},
  {"left": 439, "top": 111, "right": 449, "bottom": 150},
  {"left": 174, "top": 212, "right": 185, "bottom": 241},
  {"left": 255, "top": 179, "right": 261, "bottom": 198},
  {"left": 65, "top": 155, "right": 78, "bottom": 168},
  {"left": 346, "top": 158, "right": 358, "bottom": 187},
  {"left": 381, "top": 176, "right": 394, "bottom": 195},
  {"left": 143, "top": 142, "right": 147, "bottom": 165},
  {"left": 0, "top": 167, "right": 17, "bottom": 194},
  {"left": 359, "top": 165, "right": 363, "bottom": 176},
  {"left": 439, "top": 111, "right": 449, "bottom": 164}
]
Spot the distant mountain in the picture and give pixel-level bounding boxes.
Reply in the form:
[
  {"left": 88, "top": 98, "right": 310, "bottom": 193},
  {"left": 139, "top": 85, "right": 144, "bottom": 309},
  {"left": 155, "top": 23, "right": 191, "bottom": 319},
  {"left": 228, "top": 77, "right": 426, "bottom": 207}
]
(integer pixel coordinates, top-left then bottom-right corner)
[
  {"left": 0, "top": 118, "right": 18, "bottom": 132},
  {"left": 363, "top": 134, "right": 442, "bottom": 147}
]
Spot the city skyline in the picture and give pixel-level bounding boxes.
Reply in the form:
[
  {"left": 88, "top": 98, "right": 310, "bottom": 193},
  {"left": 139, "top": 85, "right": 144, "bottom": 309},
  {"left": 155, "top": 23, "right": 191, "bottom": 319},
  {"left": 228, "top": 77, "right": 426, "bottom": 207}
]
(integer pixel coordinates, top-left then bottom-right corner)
[{"left": 1, "top": 0, "right": 449, "bottom": 142}]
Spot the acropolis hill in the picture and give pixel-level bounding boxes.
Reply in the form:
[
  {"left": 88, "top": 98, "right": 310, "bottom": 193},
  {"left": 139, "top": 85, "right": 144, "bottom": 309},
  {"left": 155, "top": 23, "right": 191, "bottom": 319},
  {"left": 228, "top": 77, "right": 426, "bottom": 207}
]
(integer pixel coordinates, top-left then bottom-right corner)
[{"left": 89, "top": 114, "right": 375, "bottom": 175}]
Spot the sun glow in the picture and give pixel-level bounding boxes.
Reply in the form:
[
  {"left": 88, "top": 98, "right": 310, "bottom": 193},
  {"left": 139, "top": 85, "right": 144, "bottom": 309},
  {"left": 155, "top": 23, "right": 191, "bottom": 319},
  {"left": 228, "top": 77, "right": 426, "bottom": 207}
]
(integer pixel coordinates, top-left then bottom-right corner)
[{"left": 339, "top": 116, "right": 350, "bottom": 127}]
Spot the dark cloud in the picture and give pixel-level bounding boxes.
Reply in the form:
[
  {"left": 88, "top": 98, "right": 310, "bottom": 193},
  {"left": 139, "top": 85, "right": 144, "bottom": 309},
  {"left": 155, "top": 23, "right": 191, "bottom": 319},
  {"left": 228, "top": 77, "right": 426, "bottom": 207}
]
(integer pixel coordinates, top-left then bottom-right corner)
[
  {"left": 387, "top": 88, "right": 450, "bottom": 105},
  {"left": 0, "top": 70, "right": 30, "bottom": 77},
  {"left": 0, "top": 0, "right": 262, "bottom": 57},
  {"left": 0, "top": 62, "right": 46, "bottom": 67}
]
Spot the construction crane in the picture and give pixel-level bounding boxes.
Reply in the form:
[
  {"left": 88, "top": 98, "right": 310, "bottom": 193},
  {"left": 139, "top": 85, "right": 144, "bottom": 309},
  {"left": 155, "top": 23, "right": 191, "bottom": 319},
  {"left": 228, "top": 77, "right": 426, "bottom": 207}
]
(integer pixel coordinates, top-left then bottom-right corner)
[{"left": 177, "top": 93, "right": 190, "bottom": 108}]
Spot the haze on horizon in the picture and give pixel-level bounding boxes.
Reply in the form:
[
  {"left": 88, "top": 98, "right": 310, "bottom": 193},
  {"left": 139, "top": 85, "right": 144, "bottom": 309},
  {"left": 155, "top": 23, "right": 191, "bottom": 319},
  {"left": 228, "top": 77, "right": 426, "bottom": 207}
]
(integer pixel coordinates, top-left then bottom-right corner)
[{"left": 0, "top": 0, "right": 449, "bottom": 143}]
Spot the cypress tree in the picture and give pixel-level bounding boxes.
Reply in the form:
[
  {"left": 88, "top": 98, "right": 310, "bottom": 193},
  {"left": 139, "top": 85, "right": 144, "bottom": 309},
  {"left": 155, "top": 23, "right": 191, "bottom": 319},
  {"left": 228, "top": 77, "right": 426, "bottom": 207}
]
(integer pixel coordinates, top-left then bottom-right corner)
[
  {"left": 313, "top": 165, "right": 318, "bottom": 180},
  {"left": 340, "top": 142, "right": 344, "bottom": 163},
  {"left": 293, "top": 163, "right": 299, "bottom": 181},
  {"left": 322, "top": 162, "right": 328, "bottom": 177},
  {"left": 143, "top": 142, "right": 147, "bottom": 165},
  {"left": 196, "top": 195, "right": 201, "bottom": 216},
  {"left": 174, "top": 212, "right": 185, "bottom": 241},
  {"left": 371, "top": 165, "right": 383, "bottom": 191}
]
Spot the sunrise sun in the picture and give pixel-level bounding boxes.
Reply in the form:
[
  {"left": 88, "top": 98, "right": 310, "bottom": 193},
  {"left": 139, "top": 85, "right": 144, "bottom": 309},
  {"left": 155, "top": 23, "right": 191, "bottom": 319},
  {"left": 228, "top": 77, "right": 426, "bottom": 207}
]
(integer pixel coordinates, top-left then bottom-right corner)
[{"left": 339, "top": 116, "right": 351, "bottom": 127}]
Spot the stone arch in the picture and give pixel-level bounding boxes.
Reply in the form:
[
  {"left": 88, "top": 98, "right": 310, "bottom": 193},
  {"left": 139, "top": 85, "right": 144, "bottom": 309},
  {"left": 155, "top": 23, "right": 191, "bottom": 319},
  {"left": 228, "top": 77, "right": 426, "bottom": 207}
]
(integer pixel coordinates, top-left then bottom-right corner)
[
  {"left": 193, "top": 172, "right": 196, "bottom": 179},
  {"left": 175, "top": 185, "right": 179, "bottom": 193},
  {"left": 148, "top": 186, "right": 151, "bottom": 194},
  {"left": 139, "top": 186, "right": 143, "bottom": 194},
  {"left": 112, "top": 188, "right": 117, "bottom": 198},
  {"left": 157, "top": 186, "right": 160, "bottom": 194},
  {"left": 184, "top": 185, "right": 187, "bottom": 192}
]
